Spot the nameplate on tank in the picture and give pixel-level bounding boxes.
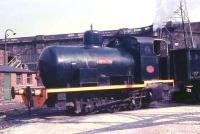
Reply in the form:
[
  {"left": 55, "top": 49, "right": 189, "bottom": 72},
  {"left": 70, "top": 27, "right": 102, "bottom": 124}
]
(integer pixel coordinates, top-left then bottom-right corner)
[{"left": 96, "top": 59, "right": 112, "bottom": 64}]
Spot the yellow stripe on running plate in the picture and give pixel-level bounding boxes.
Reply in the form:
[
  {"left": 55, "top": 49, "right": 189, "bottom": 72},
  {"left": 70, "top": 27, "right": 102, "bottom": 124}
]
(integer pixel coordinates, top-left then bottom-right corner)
[
  {"left": 47, "top": 84, "right": 145, "bottom": 93},
  {"left": 46, "top": 79, "right": 174, "bottom": 94}
]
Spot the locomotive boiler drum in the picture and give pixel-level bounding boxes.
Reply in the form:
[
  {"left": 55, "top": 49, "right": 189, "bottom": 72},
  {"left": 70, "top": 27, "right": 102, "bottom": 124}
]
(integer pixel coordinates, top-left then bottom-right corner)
[{"left": 38, "top": 30, "right": 135, "bottom": 88}]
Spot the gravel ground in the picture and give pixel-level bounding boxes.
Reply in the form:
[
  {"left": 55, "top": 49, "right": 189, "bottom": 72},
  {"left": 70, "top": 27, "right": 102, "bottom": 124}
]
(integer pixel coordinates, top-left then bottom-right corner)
[
  {"left": 0, "top": 104, "right": 200, "bottom": 134},
  {"left": 0, "top": 101, "right": 26, "bottom": 114}
]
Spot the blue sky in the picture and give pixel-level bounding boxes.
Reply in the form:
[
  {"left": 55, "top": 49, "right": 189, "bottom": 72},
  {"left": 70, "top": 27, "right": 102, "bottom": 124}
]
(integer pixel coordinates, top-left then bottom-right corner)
[{"left": 0, "top": 0, "right": 199, "bottom": 38}]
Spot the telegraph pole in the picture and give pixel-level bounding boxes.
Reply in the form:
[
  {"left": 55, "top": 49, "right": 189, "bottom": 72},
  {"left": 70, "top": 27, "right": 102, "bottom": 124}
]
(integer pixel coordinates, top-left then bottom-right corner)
[{"left": 180, "top": 1, "right": 187, "bottom": 48}]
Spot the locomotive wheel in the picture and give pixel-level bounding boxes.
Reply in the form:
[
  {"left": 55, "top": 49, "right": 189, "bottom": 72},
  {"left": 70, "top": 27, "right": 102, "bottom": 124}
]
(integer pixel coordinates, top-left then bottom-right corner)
[
  {"left": 63, "top": 89, "right": 154, "bottom": 115},
  {"left": 132, "top": 99, "right": 142, "bottom": 109},
  {"left": 128, "top": 103, "right": 135, "bottom": 110},
  {"left": 65, "top": 106, "right": 76, "bottom": 115},
  {"left": 141, "top": 91, "right": 151, "bottom": 108},
  {"left": 107, "top": 105, "right": 120, "bottom": 113}
]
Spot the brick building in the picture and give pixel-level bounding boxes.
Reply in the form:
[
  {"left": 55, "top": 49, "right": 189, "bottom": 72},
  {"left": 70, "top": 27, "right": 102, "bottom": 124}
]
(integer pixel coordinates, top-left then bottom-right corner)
[
  {"left": 0, "top": 49, "right": 5, "bottom": 65},
  {"left": 0, "top": 65, "right": 37, "bottom": 102},
  {"left": 0, "top": 49, "right": 37, "bottom": 102}
]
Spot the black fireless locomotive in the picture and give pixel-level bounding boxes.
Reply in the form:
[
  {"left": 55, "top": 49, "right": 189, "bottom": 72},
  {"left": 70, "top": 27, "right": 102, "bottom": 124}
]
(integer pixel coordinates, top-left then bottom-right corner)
[
  {"left": 38, "top": 30, "right": 170, "bottom": 114},
  {"left": 11, "top": 28, "right": 200, "bottom": 114}
]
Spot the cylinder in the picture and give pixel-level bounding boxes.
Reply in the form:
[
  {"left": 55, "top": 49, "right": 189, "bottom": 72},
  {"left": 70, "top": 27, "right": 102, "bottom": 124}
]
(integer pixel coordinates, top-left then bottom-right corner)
[{"left": 38, "top": 46, "right": 134, "bottom": 88}]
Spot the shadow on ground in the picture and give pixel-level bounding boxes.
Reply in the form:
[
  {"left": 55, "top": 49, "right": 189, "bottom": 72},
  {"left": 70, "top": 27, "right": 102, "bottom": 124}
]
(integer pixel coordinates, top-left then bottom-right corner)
[
  {"left": 1, "top": 105, "right": 200, "bottom": 133},
  {"left": 77, "top": 111, "right": 200, "bottom": 134}
]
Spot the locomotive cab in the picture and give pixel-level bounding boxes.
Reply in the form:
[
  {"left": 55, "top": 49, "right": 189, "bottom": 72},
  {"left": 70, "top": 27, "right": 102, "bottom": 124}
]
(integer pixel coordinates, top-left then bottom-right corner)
[
  {"left": 132, "top": 37, "right": 159, "bottom": 82},
  {"left": 109, "top": 35, "right": 159, "bottom": 82}
]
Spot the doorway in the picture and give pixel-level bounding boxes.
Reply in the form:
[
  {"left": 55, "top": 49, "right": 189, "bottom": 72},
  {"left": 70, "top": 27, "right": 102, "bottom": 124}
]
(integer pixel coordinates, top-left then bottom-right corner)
[{"left": 3, "top": 73, "right": 11, "bottom": 101}]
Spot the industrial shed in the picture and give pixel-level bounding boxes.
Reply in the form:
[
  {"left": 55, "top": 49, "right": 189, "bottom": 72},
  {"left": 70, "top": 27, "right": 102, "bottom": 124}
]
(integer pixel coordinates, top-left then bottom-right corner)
[{"left": 0, "top": 65, "right": 37, "bottom": 102}]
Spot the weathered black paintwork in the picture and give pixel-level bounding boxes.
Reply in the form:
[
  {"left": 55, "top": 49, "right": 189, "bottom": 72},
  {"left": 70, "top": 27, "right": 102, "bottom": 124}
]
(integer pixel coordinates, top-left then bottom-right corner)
[
  {"left": 84, "top": 30, "right": 103, "bottom": 47},
  {"left": 169, "top": 49, "right": 200, "bottom": 81},
  {"left": 39, "top": 46, "right": 134, "bottom": 88},
  {"left": 38, "top": 31, "right": 160, "bottom": 89},
  {"left": 108, "top": 35, "right": 159, "bottom": 82},
  {"left": 159, "top": 48, "right": 200, "bottom": 102}
]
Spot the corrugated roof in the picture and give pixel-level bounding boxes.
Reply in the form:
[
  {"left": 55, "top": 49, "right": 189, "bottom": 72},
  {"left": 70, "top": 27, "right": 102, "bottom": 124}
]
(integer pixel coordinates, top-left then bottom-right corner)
[{"left": 0, "top": 65, "right": 35, "bottom": 73}]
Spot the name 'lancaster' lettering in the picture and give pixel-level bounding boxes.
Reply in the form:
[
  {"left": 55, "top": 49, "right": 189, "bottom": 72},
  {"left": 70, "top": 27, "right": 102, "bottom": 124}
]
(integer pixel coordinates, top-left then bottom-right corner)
[{"left": 96, "top": 59, "right": 113, "bottom": 64}]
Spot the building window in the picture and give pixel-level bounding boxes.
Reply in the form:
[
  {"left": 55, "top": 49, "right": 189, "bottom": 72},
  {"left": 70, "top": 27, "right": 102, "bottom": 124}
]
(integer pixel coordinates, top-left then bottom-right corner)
[
  {"left": 27, "top": 73, "right": 32, "bottom": 84},
  {"left": 16, "top": 73, "right": 22, "bottom": 85}
]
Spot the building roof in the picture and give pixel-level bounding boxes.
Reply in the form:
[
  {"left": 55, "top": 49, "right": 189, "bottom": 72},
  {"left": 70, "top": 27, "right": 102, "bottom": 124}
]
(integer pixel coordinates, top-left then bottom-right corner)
[
  {"left": 0, "top": 25, "right": 153, "bottom": 46},
  {"left": 0, "top": 65, "right": 35, "bottom": 73}
]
